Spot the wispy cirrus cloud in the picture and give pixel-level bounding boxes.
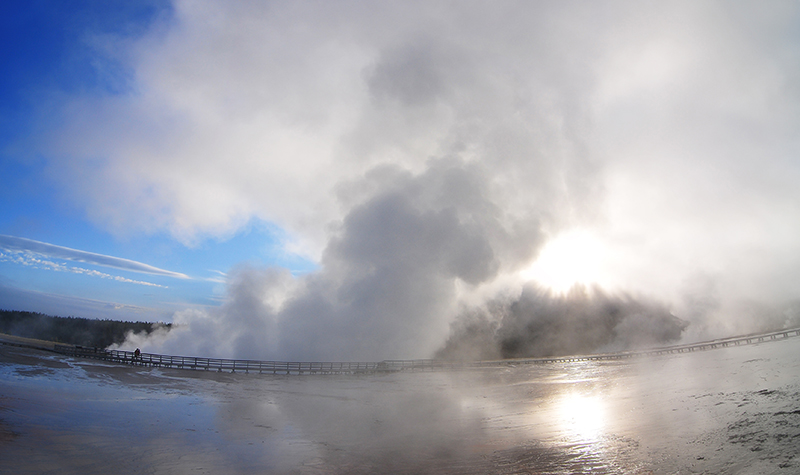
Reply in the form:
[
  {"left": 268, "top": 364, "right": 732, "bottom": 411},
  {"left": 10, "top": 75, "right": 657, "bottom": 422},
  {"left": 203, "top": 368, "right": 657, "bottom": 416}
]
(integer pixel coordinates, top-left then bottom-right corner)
[
  {"left": 0, "top": 251, "right": 167, "bottom": 288},
  {"left": 0, "top": 235, "right": 189, "bottom": 280}
]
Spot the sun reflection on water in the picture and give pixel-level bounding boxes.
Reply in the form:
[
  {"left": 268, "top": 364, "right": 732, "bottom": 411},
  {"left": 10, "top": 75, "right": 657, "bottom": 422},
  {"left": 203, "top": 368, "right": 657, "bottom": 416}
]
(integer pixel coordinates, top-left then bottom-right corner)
[{"left": 556, "top": 392, "right": 607, "bottom": 442}]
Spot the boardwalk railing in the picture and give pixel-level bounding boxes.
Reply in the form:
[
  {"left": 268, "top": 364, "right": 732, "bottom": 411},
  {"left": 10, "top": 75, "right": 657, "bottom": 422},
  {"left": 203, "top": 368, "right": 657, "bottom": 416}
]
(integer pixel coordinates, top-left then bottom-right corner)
[
  {"left": 47, "top": 326, "right": 800, "bottom": 375},
  {"left": 51, "top": 346, "right": 392, "bottom": 375}
]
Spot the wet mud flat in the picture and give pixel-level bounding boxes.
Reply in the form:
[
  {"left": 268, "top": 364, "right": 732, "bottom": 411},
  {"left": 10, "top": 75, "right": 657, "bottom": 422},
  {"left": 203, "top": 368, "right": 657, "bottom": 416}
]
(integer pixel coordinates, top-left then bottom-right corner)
[{"left": 1, "top": 337, "right": 799, "bottom": 474}]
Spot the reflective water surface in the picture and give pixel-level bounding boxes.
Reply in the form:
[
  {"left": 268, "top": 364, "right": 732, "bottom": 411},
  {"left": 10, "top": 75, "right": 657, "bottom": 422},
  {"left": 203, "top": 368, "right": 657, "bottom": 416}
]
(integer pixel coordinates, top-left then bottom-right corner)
[{"left": 1, "top": 337, "right": 799, "bottom": 474}]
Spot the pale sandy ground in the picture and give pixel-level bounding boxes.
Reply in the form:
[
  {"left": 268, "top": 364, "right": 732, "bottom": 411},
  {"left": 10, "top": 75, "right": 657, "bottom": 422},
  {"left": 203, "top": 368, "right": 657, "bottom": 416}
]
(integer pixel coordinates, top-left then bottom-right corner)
[{"left": 1, "top": 336, "right": 799, "bottom": 474}]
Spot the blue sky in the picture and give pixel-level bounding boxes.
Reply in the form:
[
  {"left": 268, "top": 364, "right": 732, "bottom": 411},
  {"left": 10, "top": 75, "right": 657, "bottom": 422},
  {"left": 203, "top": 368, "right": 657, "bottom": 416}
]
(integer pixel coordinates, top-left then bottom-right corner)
[
  {"left": 0, "top": 1, "right": 315, "bottom": 321},
  {"left": 1, "top": 1, "right": 799, "bottom": 359}
]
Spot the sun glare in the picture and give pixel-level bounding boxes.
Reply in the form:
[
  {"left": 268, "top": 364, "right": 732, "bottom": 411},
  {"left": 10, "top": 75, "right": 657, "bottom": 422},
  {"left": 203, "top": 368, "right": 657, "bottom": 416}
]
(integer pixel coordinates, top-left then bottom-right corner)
[
  {"left": 556, "top": 392, "right": 607, "bottom": 442},
  {"left": 520, "top": 229, "right": 608, "bottom": 294}
]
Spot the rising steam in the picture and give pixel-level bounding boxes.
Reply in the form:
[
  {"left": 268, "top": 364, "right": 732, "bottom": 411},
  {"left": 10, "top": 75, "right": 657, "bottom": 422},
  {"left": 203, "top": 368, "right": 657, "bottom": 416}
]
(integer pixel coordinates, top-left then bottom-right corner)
[
  {"left": 116, "top": 158, "right": 559, "bottom": 361},
  {"left": 96, "top": 1, "right": 800, "bottom": 361},
  {"left": 436, "top": 284, "right": 687, "bottom": 361}
]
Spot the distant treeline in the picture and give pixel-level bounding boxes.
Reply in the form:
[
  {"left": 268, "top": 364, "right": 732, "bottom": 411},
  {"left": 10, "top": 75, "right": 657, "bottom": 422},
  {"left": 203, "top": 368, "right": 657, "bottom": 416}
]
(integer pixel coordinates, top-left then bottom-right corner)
[{"left": 0, "top": 309, "right": 170, "bottom": 348}]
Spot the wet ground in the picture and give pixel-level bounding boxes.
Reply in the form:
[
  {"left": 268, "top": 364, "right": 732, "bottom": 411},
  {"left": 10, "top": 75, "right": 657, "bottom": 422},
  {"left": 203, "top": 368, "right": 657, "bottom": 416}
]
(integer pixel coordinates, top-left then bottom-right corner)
[{"left": 1, "top": 336, "right": 799, "bottom": 474}]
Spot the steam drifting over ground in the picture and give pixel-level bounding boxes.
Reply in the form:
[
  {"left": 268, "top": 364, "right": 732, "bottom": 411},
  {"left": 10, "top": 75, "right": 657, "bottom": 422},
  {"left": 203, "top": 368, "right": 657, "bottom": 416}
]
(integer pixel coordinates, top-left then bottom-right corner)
[
  {"left": 47, "top": 1, "right": 800, "bottom": 360},
  {"left": 438, "top": 284, "right": 688, "bottom": 361}
]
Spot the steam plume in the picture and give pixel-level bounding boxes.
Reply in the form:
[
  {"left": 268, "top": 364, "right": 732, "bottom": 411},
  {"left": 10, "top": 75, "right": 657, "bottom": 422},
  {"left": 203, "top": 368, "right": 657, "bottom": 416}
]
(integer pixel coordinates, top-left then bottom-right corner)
[
  {"left": 436, "top": 284, "right": 687, "bottom": 361},
  {"left": 82, "top": 1, "right": 800, "bottom": 360},
  {"left": 118, "top": 158, "right": 562, "bottom": 360}
]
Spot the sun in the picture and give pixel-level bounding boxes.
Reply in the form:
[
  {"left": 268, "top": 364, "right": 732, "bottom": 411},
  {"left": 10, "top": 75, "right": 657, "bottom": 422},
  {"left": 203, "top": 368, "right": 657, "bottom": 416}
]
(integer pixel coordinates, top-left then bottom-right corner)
[{"left": 519, "top": 229, "right": 608, "bottom": 294}]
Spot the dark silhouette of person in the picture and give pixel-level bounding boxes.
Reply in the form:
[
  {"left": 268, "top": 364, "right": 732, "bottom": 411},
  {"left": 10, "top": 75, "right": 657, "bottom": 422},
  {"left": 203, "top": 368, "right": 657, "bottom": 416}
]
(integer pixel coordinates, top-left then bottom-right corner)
[{"left": 134, "top": 348, "right": 141, "bottom": 359}]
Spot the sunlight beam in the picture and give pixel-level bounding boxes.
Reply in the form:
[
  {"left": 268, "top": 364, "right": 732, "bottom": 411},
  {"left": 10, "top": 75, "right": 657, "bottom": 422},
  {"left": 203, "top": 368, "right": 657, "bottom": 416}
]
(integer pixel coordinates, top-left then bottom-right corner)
[{"left": 520, "top": 229, "right": 609, "bottom": 293}]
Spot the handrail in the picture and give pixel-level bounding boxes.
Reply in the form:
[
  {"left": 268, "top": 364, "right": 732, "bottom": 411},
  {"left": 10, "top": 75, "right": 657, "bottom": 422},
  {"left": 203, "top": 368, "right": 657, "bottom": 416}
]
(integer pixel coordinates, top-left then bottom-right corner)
[{"left": 47, "top": 326, "right": 800, "bottom": 375}]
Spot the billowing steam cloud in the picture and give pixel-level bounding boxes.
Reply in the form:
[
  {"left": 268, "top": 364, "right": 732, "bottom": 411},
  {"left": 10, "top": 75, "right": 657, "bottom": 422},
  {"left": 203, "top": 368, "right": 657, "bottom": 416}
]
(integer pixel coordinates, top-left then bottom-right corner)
[
  {"left": 437, "top": 284, "right": 687, "bottom": 361},
  {"left": 48, "top": 1, "right": 800, "bottom": 360},
  {"left": 119, "top": 158, "right": 559, "bottom": 361}
]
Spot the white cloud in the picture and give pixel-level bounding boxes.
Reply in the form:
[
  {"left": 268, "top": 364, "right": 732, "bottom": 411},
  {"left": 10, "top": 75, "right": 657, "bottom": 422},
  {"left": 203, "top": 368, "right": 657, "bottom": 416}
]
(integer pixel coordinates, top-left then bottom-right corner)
[
  {"left": 0, "top": 250, "right": 167, "bottom": 288},
  {"left": 32, "top": 1, "right": 800, "bottom": 357},
  {"left": 0, "top": 235, "right": 188, "bottom": 279}
]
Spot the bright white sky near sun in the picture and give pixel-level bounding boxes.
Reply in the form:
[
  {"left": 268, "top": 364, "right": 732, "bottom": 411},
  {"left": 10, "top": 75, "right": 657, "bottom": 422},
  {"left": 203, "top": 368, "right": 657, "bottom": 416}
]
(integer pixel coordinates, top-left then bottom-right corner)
[{"left": 1, "top": 0, "right": 799, "bottom": 351}]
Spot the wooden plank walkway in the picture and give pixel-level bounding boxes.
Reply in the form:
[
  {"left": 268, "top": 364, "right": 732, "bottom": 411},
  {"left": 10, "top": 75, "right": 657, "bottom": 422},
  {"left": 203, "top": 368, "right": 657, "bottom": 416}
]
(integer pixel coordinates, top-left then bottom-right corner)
[{"left": 38, "top": 326, "right": 800, "bottom": 375}]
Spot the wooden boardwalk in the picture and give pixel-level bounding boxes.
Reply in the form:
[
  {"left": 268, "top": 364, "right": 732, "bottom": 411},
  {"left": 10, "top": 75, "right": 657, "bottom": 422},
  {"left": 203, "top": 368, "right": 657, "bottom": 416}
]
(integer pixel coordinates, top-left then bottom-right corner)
[{"left": 37, "top": 326, "right": 800, "bottom": 375}]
